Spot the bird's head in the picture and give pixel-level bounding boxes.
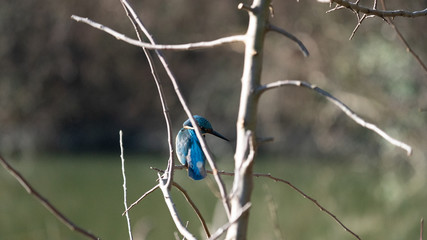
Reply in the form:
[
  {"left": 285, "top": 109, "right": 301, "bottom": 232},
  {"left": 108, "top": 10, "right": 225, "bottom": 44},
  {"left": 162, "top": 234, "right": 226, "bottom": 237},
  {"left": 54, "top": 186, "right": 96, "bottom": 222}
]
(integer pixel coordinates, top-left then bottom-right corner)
[{"left": 183, "top": 115, "right": 229, "bottom": 141}]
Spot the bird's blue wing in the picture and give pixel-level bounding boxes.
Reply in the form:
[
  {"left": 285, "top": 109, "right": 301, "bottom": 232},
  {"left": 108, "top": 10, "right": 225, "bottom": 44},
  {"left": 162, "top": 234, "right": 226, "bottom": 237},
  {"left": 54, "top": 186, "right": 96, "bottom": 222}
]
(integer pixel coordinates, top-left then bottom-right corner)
[
  {"left": 176, "top": 128, "right": 191, "bottom": 165},
  {"left": 186, "top": 130, "right": 206, "bottom": 180},
  {"left": 176, "top": 128, "right": 207, "bottom": 180}
]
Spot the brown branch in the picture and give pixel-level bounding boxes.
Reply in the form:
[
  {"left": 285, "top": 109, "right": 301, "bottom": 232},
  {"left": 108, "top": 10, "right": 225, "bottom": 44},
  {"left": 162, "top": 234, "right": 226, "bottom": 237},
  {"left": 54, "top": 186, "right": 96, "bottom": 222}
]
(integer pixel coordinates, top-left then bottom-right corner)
[
  {"left": 255, "top": 80, "right": 413, "bottom": 155},
  {"left": 330, "top": 0, "right": 427, "bottom": 18},
  {"left": 71, "top": 15, "right": 245, "bottom": 51},
  {"left": 253, "top": 172, "right": 362, "bottom": 240},
  {"left": 267, "top": 24, "right": 310, "bottom": 57},
  {"left": 172, "top": 182, "right": 211, "bottom": 238},
  {"left": 0, "top": 155, "right": 99, "bottom": 240},
  {"left": 378, "top": 0, "right": 427, "bottom": 73},
  {"left": 152, "top": 166, "right": 360, "bottom": 239}
]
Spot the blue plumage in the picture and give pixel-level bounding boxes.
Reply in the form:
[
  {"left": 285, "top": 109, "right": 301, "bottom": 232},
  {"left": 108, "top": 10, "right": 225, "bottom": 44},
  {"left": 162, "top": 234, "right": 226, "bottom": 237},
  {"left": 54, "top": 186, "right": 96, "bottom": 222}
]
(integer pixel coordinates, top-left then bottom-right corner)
[{"left": 176, "top": 115, "right": 229, "bottom": 180}]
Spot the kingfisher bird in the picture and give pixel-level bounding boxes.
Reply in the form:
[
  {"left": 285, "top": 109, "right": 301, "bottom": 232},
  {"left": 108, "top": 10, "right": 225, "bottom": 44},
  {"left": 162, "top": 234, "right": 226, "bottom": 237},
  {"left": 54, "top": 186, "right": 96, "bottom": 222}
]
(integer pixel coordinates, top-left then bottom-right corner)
[{"left": 176, "top": 115, "right": 229, "bottom": 180}]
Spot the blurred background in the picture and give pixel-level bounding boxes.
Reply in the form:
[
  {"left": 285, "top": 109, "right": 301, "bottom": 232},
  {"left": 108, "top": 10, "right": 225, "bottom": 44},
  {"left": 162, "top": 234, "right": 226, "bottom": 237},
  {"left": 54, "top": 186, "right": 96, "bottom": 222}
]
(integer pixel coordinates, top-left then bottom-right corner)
[{"left": 0, "top": 0, "right": 426, "bottom": 239}]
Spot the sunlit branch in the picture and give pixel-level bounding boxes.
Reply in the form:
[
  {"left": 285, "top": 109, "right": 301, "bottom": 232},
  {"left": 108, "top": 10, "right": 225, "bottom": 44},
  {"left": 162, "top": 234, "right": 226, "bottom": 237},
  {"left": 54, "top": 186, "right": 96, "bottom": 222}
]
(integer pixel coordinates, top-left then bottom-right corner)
[
  {"left": 267, "top": 24, "right": 309, "bottom": 57},
  {"left": 120, "top": 131, "right": 133, "bottom": 240},
  {"left": 0, "top": 155, "right": 99, "bottom": 240},
  {"left": 116, "top": 1, "right": 232, "bottom": 219},
  {"left": 256, "top": 80, "right": 413, "bottom": 156},
  {"left": 119, "top": 0, "right": 175, "bottom": 189},
  {"left": 151, "top": 166, "right": 360, "bottom": 240},
  {"left": 173, "top": 182, "right": 211, "bottom": 238},
  {"left": 208, "top": 203, "right": 252, "bottom": 240},
  {"left": 158, "top": 174, "right": 196, "bottom": 240},
  {"left": 71, "top": 15, "right": 245, "bottom": 51},
  {"left": 123, "top": 184, "right": 159, "bottom": 215}
]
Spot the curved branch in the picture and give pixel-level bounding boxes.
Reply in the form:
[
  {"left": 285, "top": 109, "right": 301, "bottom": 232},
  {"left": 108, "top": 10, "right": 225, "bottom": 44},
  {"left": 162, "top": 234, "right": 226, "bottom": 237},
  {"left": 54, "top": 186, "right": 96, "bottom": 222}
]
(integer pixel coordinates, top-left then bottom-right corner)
[
  {"left": 330, "top": 0, "right": 427, "bottom": 18},
  {"left": 158, "top": 175, "right": 196, "bottom": 240},
  {"left": 173, "top": 182, "right": 211, "bottom": 238},
  {"left": 71, "top": 15, "right": 245, "bottom": 51},
  {"left": 0, "top": 155, "right": 99, "bottom": 240},
  {"left": 119, "top": 0, "right": 175, "bottom": 189},
  {"left": 267, "top": 24, "right": 309, "bottom": 57},
  {"left": 256, "top": 80, "right": 413, "bottom": 156},
  {"left": 115, "top": 1, "right": 232, "bottom": 220}
]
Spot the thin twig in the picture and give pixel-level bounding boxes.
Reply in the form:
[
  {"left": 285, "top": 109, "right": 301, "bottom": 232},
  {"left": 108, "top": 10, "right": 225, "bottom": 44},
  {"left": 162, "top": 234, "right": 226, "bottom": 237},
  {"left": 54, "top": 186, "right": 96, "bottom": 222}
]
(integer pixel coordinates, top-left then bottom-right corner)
[
  {"left": 158, "top": 174, "right": 196, "bottom": 240},
  {"left": 421, "top": 218, "right": 425, "bottom": 240},
  {"left": 114, "top": 1, "right": 232, "bottom": 219},
  {"left": 120, "top": 131, "right": 133, "bottom": 240},
  {"left": 123, "top": 184, "right": 159, "bottom": 215},
  {"left": 71, "top": 15, "right": 245, "bottom": 51},
  {"left": 329, "top": 0, "right": 427, "bottom": 18},
  {"left": 267, "top": 24, "right": 309, "bottom": 57},
  {"left": 173, "top": 182, "right": 211, "bottom": 238},
  {"left": 253, "top": 172, "right": 361, "bottom": 240},
  {"left": 255, "top": 80, "right": 412, "bottom": 155},
  {"left": 0, "top": 155, "right": 99, "bottom": 240},
  {"left": 152, "top": 166, "right": 360, "bottom": 240},
  {"left": 378, "top": 0, "right": 427, "bottom": 73},
  {"left": 119, "top": 0, "right": 175, "bottom": 189},
  {"left": 208, "top": 203, "right": 252, "bottom": 240}
]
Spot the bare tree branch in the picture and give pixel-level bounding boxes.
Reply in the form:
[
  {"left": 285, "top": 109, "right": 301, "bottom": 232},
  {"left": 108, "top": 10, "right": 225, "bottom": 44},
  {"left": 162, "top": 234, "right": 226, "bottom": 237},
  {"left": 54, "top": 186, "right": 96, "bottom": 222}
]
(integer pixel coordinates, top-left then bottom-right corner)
[
  {"left": 253, "top": 172, "right": 361, "bottom": 240},
  {"left": 256, "top": 80, "right": 413, "bottom": 155},
  {"left": 378, "top": 0, "right": 427, "bottom": 73},
  {"left": 153, "top": 164, "right": 362, "bottom": 240},
  {"left": 123, "top": 184, "right": 159, "bottom": 215},
  {"left": 71, "top": 15, "right": 245, "bottom": 51},
  {"left": 330, "top": 0, "right": 427, "bottom": 18},
  {"left": 113, "top": 1, "right": 232, "bottom": 219},
  {"left": 119, "top": 0, "right": 175, "bottom": 189},
  {"left": 0, "top": 155, "right": 99, "bottom": 240},
  {"left": 120, "top": 131, "right": 133, "bottom": 240},
  {"left": 267, "top": 24, "right": 310, "bottom": 57},
  {"left": 173, "top": 182, "right": 211, "bottom": 238},
  {"left": 208, "top": 203, "right": 252, "bottom": 240},
  {"left": 158, "top": 174, "right": 197, "bottom": 240}
]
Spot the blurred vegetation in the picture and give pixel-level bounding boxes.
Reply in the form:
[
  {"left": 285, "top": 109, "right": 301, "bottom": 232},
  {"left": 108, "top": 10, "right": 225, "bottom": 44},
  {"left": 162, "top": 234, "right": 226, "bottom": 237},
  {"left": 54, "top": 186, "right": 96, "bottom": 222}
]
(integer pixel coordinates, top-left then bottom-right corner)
[
  {"left": 0, "top": 0, "right": 426, "bottom": 237},
  {"left": 1, "top": 154, "right": 426, "bottom": 240},
  {"left": 0, "top": 0, "right": 426, "bottom": 161}
]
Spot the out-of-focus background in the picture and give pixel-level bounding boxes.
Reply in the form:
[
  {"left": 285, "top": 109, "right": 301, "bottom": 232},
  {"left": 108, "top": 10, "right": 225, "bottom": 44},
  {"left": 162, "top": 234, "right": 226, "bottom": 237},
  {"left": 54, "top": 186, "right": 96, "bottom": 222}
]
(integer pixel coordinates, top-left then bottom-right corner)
[{"left": 1, "top": 0, "right": 426, "bottom": 239}]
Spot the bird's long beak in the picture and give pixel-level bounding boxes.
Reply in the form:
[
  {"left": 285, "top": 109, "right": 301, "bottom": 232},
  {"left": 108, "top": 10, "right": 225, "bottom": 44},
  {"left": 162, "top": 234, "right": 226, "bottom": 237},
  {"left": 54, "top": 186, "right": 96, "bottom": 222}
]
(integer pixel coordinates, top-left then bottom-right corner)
[{"left": 210, "top": 130, "right": 230, "bottom": 142}]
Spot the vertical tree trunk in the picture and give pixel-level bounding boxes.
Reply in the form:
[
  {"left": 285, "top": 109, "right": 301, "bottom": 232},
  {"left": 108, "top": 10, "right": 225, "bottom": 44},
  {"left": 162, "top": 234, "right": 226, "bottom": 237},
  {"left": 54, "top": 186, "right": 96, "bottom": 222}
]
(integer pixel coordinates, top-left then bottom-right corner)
[{"left": 226, "top": 0, "right": 271, "bottom": 239}]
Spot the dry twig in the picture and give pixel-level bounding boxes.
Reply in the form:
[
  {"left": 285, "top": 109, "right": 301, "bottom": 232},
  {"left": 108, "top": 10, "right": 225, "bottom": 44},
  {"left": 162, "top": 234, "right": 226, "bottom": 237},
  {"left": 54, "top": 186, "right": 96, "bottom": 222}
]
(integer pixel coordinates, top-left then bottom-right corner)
[
  {"left": 0, "top": 155, "right": 99, "bottom": 240},
  {"left": 255, "top": 80, "right": 412, "bottom": 155},
  {"left": 173, "top": 182, "right": 211, "bottom": 238},
  {"left": 71, "top": 15, "right": 244, "bottom": 51},
  {"left": 329, "top": 0, "right": 427, "bottom": 18},
  {"left": 119, "top": 131, "right": 133, "bottom": 240}
]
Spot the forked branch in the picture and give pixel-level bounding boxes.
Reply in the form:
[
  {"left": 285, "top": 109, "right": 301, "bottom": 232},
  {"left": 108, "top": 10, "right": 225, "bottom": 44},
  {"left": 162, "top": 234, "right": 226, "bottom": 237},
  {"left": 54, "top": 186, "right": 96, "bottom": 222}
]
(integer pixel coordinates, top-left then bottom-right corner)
[
  {"left": 329, "top": 0, "right": 427, "bottom": 18},
  {"left": 256, "top": 80, "right": 412, "bottom": 155}
]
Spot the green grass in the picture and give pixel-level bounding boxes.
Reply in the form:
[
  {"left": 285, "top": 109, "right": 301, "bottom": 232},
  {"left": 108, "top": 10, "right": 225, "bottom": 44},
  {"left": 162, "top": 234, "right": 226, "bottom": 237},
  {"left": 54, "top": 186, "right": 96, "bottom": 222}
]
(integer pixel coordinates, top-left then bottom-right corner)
[{"left": 1, "top": 154, "right": 425, "bottom": 239}]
